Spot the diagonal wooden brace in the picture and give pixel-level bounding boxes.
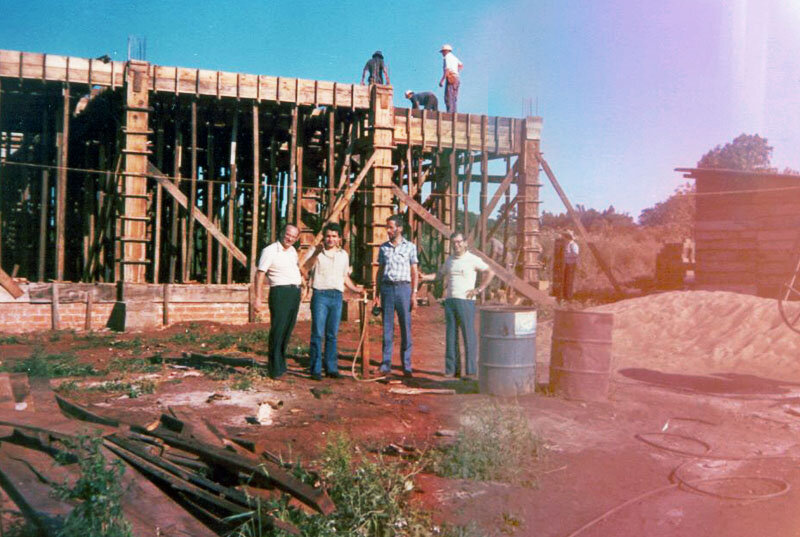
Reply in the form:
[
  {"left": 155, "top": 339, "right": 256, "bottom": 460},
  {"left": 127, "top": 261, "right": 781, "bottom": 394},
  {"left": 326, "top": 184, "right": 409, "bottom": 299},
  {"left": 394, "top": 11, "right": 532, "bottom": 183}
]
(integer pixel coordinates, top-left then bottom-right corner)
[{"left": 392, "top": 183, "right": 554, "bottom": 305}]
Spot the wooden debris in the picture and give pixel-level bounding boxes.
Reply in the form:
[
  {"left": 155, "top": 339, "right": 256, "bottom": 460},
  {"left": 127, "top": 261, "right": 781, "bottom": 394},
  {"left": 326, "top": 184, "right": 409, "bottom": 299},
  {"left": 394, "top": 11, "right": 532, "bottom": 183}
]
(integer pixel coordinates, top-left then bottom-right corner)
[
  {"left": 0, "top": 266, "right": 23, "bottom": 299},
  {"left": 389, "top": 387, "right": 457, "bottom": 395}
]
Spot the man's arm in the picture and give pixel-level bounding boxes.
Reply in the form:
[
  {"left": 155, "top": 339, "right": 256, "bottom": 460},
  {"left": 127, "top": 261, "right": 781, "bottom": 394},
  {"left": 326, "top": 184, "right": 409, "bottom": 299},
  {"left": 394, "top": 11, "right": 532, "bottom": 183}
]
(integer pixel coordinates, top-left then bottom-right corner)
[
  {"left": 373, "top": 263, "right": 384, "bottom": 306},
  {"left": 344, "top": 274, "right": 365, "bottom": 295},
  {"left": 383, "top": 65, "right": 390, "bottom": 85},
  {"left": 361, "top": 64, "right": 368, "bottom": 85},
  {"left": 254, "top": 270, "right": 266, "bottom": 312},
  {"left": 467, "top": 268, "right": 495, "bottom": 299},
  {"left": 410, "top": 263, "right": 419, "bottom": 311}
]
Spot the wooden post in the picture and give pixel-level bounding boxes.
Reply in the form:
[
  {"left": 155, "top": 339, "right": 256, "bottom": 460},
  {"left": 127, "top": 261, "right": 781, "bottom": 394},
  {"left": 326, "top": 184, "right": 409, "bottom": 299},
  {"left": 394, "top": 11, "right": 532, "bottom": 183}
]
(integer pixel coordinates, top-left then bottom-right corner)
[
  {"left": 205, "top": 127, "right": 214, "bottom": 283},
  {"left": 54, "top": 85, "right": 70, "bottom": 281},
  {"left": 84, "top": 288, "right": 93, "bottom": 331},
  {"left": 51, "top": 282, "right": 60, "bottom": 331},
  {"left": 250, "top": 103, "right": 260, "bottom": 283},
  {"left": 269, "top": 139, "right": 277, "bottom": 243},
  {"left": 287, "top": 106, "right": 297, "bottom": 222},
  {"left": 363, "top": 86, "right": 395, "bottom": 286},
  {"left": 153, "top": 120, "right": 165, "bottom": 283},
  {"left": 121, "top": 60, "right": 150, "bottom": 283},
  {"left": 327, "top": 109, "right": 335, "bottom": 216},
  {"left": 186, "top": 98, "right": 198, "bottom": 282},
  {"left": 296, "top": 145, "right": 303, "bottom": 228},
  {"left": 480, "top": 115, "right": 488, "bottom": 251},
  {"left": 227, "top": 106, "right": 239, "bottom": 284},
  {"left": 516, "top": 117, "right": 543, "bottom": 286},
  {"left": 163, "top": 283, "right": 170, "bottom": 326},
  {"left": 169, "top": 114, "right": 182, "bottom": 283}
]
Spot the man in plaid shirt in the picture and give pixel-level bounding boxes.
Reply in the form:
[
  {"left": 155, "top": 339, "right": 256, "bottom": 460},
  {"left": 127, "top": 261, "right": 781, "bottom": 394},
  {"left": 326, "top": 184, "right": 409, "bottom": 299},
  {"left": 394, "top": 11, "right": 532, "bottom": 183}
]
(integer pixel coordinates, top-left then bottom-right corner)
[{"left": 373, "top": 215, "right": 419, "bottom": 377}]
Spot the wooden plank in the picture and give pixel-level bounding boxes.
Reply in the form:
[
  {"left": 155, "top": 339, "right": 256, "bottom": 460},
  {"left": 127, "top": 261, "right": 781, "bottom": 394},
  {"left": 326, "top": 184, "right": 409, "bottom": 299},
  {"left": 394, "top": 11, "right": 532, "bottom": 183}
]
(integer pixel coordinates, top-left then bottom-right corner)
[
  {"left": 187, "top": 98, "right": 198, "bottom": 282},
  {"left": 0, "top": 266, "right": 23, "bottom": 298},
  {"left": 55, "top": 394, "right": 120, "bottom": 427},
  {"left": 470, "top": 162, "right": 517, "bottom": 243},
  {"left": 391, "top": 184, "right": 554, "bottom": 305},
  {"left": 54, "top": 86, "right": 70, "bottom": 281},
  {"left": 149, "top": 162, "right": 249, "bottom": 267},
  {"left": 250, "top": 103, "right": 260, "bottom": 285},
  {"left": 227, "top": 107, "right": 239, "bottom": 284}
]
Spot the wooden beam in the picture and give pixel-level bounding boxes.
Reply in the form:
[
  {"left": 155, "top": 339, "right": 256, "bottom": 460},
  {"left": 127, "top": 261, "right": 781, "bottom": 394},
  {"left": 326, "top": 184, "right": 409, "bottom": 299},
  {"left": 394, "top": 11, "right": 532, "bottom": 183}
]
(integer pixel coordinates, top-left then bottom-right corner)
[
  {"left": 250, "top": 103, "right": 260, "bottom": 283},
  {"left": 471, "top": 161, "right": 517, "bottom": 243},
  {"left": 391, "top": 184, "right": 554, "bottom": 305},
  {"left": 538, "top": 156, "right": 624, "bottom": 295},
  {"left": 169, "top": 114, "right": 182, "bottom": 283},
  {"left": 205, "top": 128, "right": 214, "bottom": 283},
  {"left": 186, "top": 98, "right": 198, "bottom": 282},
  {"left": 300, "top": 152, "right": 377, "bottom": 265},
  {"left": 148, "top": 162, "right": 248, "bottom": 267},
  {"left": 227, "top": 107, "right": 239, "bottom": 283},
  {"left": 54, "top": 86, "right": 70, "bottom": 281},
  {"left": 0, "top": 266, "right": 22, "bottom": 298}
]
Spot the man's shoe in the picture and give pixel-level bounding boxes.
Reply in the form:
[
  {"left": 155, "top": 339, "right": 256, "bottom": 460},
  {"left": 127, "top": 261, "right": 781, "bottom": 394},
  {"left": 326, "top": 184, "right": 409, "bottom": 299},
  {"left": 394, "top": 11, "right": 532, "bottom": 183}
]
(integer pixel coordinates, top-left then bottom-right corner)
[
  {"left": 403, "top": 370, "right": 414, "bottom": 378},
  {"left": 326, "top": 372, "right": 342, "bottom": 379},
  {"left": 379, "top": 366, "right": 392, "bottom": 375},
  {"left": 310, "top": 373, "right": 323, "bottom": 381}
]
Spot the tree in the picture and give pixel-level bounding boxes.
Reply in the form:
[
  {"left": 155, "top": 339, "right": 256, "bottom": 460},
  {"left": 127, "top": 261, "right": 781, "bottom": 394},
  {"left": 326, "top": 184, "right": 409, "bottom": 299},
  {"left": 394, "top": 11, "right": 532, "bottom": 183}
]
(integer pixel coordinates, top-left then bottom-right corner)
[
  {"left": 697, "top": 133, "right": 773, "bottom": 171},
  {"left": 638, "top": 182, "right": 695, "bottom": 234}
]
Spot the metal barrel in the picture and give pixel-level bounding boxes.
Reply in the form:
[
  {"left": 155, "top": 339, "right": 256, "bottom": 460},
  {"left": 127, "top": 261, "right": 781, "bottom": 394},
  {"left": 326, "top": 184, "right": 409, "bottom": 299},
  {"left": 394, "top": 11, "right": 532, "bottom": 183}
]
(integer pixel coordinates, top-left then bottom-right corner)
[
  {"left": 478, "top": 306, "right": 537, "bottom": 396},
  {"left": 549, "top": 309, "right": 614, "bottom": 401}
]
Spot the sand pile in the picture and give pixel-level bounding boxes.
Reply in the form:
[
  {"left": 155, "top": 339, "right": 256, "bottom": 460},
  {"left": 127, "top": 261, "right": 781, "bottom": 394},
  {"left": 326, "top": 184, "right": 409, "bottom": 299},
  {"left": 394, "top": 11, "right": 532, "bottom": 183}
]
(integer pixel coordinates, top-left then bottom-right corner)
[{"left": 537, "top": 291, "right": 800, "bottom": 381}]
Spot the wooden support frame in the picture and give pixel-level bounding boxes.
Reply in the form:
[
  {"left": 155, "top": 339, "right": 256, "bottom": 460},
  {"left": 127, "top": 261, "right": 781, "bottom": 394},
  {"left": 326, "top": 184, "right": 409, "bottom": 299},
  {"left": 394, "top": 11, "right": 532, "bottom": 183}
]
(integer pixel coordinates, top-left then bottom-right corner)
[{"left": 54, "top": 85, "right": 70, "bottom": 281}]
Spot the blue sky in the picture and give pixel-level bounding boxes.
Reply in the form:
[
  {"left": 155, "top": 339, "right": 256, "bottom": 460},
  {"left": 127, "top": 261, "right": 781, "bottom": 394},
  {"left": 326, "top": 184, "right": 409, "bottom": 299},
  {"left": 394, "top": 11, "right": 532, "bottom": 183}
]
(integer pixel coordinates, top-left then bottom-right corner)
[{"left": 4, "top": 0, "right": 799, "bottom": 219}]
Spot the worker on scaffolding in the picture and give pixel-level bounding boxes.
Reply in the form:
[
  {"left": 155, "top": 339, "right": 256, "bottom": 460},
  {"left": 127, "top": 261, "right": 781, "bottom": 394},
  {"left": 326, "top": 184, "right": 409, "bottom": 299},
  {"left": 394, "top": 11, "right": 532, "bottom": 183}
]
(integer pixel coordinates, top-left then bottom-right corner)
[
  {"left": 438, "top": 44, "right": 463, "bottom": 113},
  {"left": 361, "top": 50, "right": 390, "bottom": 85},
  {"left": 404, "top": 90, "right": 439, "bottom": 111}
]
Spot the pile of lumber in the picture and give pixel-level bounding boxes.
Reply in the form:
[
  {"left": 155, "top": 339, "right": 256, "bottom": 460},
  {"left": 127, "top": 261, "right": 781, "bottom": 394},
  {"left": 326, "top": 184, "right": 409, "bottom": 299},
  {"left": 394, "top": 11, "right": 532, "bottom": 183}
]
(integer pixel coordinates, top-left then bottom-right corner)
[{"left": 0, "top": 394, "right": 335, "bottom": 535}]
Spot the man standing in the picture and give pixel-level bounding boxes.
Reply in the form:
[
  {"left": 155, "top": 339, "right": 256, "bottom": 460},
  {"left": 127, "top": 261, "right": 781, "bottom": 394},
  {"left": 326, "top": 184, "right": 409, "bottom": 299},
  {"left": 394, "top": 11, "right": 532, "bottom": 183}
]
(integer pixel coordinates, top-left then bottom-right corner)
[
  {"left": 562, "top": 230, "right": 580, "bottom": 301},
  {"left": 438, "top": 44, "right": 463, "bottom": 113},
  {"left": 425, "top": 232, "right": 494, "bottom": 378},
  {"left": 373, "top": 215, "right": 419, "bottom": 377},
  {"left": 361, "top": 50, "right": 390, "bottom": 85},
  {"left": 404, "top": 90, "right": 439, "bottom": 111},
  {"left": 308, "top": 223, "right": 364, "bottom": 380},
  {"left": 254, "top": 225, "right": 302, "bottom": 379}
]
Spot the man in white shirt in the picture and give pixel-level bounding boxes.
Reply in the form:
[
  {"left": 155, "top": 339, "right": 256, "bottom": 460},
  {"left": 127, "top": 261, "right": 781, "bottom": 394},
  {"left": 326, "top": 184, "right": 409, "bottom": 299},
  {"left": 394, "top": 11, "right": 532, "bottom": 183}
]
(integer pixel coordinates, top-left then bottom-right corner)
[
  {"left": 308, "top": 223, "right": 364, "bottom": 380},
  {"left": 562, "top": 229, "right": 580, "bottom": 301},
  {"left": 254, "top": 225, "right": 302, "bottom": 379},
  {"left": 438, "top": 43, "right": 463, "bottom": 113},
  {"left": 425, "top": 232, "right": 494, "bottom": 378}
]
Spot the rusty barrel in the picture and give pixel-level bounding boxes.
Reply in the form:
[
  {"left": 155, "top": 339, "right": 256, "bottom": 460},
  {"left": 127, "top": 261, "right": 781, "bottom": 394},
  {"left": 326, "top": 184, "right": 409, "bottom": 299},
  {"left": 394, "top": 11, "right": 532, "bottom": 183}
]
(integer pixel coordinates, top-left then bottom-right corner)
[
  {"left": 478, "top": 306, "right": 537, "bottom": 396},
  {"left": 549, "top": 310, "right": 613, "bottom": 401}
]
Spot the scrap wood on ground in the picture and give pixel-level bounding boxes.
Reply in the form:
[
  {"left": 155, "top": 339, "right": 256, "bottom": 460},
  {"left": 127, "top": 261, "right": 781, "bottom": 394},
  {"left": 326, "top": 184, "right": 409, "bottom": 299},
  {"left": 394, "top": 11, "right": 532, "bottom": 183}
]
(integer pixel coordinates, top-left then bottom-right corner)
[{"left": 0, "top": 391, "right": 336, "bottom": 536}]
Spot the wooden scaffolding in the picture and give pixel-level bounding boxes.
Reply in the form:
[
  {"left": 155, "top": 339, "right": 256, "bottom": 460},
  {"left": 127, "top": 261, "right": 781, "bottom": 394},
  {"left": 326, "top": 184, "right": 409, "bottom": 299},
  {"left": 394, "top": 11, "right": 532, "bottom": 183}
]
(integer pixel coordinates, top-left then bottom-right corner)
[{"left": 0, "top": 49, "right": 548, "bottom": 310}]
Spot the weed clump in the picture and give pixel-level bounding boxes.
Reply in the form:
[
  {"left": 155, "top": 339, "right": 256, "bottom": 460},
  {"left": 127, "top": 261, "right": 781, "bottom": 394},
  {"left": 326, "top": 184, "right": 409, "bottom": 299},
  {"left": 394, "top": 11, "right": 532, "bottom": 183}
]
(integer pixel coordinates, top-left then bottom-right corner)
[
  {"left": 430, "top": 401, "right": 542, "bottom": 485},
  {"left": 230, "top": 434, "right": 455, "bottom": 536},
  {"left": 54, "top": 435, "right": 133, "bottom": 537},
  {"left": 0, "top": 348, "right": 99, "bottom": 378}
]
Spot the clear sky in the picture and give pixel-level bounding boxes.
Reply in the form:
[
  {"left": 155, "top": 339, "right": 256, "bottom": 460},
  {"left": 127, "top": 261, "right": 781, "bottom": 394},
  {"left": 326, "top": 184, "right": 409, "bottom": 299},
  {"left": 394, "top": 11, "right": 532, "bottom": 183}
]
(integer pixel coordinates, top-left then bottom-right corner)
[{"left": 3, "top": 0, "right": 799, "bottom": 219}]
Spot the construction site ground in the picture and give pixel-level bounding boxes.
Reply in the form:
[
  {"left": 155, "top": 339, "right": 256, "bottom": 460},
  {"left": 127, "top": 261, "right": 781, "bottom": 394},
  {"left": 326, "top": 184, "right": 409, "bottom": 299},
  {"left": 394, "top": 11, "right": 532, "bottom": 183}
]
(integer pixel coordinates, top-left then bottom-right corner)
[{"left": 3, "top": 290, "right": 800, "bottom": 536}]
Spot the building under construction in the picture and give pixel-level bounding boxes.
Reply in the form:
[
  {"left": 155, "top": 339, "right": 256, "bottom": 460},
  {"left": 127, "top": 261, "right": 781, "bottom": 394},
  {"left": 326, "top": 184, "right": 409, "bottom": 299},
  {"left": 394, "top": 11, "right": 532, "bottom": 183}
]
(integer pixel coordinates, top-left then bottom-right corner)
[{"left": 0, "top": 49, "right": 549, "bottom": 332}]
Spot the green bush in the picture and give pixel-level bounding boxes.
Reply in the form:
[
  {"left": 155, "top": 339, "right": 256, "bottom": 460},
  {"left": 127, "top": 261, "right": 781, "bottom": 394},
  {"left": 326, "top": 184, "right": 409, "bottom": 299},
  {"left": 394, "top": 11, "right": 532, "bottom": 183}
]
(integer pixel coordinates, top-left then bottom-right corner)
[
  {"left": 430, "top": 401, "right": 542, "bottom": 485},
  {"left": 0, "top": 348, "right": 99, "bottom": 378}
]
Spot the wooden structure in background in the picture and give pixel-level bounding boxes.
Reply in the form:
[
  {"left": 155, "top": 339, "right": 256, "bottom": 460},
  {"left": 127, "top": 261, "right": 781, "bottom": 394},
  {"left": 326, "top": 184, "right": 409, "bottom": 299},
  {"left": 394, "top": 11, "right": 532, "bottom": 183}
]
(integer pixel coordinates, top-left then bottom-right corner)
[
  {"left": 0, "top": 48, "right": 546, "bottom": 328},
  {"left": 678, "top": 167, "right": 800, "bottom": 297}
]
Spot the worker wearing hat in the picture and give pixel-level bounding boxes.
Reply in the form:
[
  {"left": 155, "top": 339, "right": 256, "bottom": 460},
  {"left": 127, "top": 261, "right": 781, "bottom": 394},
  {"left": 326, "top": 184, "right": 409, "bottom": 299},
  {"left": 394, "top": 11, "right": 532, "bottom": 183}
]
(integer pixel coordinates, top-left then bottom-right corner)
[
  {"left": 438, "top": 44, "right": 463, "bottom": 113},
  {"left": 561, "top": 230, "right": 580, "bottom": 301},
  {"left": 404, "top": 90, "right": 439, "bottom": 111},
  {"left": 361, "top": 50, "right": 390, "bottom": 86}
]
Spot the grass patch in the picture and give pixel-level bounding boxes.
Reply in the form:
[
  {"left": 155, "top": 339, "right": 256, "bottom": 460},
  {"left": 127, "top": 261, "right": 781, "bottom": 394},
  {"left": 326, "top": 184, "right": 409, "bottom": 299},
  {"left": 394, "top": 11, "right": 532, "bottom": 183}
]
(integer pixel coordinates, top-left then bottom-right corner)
[
  {"left": 0, "top": 348, "right": 100, "bottom": 378},
  {"left": 56, "top": 379, "right": 156, "bottom": 398},
  {"left": 54, "top": 435, "right": 133, "bottom": 537},
  {"left": 74, "top": 332, "right": 113, "bottom": 348},
  {"left": 229, "top": 368, "right": 267, "bottom": 391},
  {"left": 0, "top": 335, "right": 25, "bottom": 344},
  {"left": 430, "top": 401, "right": 543, "bottom": 485},
  {"left": 108, "top": 357, "right": 161, "bottom": 374},
  {"left": 229, "top": 433, "right": 473, "bottom": 537}
]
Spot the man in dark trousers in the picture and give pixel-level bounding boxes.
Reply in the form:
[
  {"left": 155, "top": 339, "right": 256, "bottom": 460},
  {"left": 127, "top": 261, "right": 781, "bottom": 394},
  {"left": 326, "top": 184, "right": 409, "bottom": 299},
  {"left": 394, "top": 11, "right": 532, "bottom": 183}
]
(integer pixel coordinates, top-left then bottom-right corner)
[
  {"left": 373, "top": 215, "right": 419, "bottom": 378},
  {"left": 361, "top": 50, "right": 390, "bottom": 85},
  {"left": 404, "top": 90, "right": 439, "bottom": 111},
  {"left": 253, "top": 224, "right": 302, "bottom": 379}
]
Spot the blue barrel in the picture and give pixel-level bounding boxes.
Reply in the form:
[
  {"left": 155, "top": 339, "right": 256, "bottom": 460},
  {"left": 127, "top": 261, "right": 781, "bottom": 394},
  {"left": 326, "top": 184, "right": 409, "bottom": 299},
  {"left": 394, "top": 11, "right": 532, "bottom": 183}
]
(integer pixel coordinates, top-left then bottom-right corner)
[{"left": 478, "top": 306, "right": 537, "bottom": 396}]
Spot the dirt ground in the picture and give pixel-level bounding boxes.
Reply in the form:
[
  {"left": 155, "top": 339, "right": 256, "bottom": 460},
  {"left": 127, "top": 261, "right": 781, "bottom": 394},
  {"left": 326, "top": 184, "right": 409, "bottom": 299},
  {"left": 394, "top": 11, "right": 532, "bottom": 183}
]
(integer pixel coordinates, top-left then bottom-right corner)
[{"left": 4, "top": 290, "right": 800, "bottom": 536}]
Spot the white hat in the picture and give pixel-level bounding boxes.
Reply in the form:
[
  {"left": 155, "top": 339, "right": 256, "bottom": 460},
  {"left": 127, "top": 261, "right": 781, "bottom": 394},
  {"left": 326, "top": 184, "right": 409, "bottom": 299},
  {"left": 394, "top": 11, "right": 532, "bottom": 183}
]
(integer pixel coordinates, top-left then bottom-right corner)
[
  {"left": 405, "top": 90, "right": 413, "bottom": 98},
  {"left": 440, "top": 44, "right": 453, "bottom": 52}
]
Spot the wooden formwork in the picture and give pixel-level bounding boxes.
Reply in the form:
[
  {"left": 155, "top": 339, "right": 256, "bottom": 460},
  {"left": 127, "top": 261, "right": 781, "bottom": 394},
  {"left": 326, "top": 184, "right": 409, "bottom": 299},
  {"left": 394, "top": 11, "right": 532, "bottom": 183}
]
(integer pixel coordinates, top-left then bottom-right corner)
[{"left": 0, "top": 48, "right": 547, "bottom": 310}]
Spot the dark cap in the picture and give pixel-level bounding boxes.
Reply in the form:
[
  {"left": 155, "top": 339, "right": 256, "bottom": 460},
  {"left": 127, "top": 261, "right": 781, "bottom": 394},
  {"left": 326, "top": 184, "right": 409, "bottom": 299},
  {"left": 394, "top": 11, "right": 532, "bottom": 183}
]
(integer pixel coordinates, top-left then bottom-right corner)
[{"left": 373, "top": 50, "right": 384, "bottom": 58}]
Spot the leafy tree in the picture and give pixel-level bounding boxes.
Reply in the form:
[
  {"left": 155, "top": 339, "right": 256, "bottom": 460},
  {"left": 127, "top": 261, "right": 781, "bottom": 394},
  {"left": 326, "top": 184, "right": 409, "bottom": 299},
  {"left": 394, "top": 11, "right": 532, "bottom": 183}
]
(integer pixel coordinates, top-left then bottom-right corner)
[
  {"left": 638, "top": 182, "right": 695, "bottom": 236},
  {"left": 697, "top": 133, "right": 773, "bottom": 171},
  {"left": 541, "top": 205, "right": 634, "bottom": 231}
]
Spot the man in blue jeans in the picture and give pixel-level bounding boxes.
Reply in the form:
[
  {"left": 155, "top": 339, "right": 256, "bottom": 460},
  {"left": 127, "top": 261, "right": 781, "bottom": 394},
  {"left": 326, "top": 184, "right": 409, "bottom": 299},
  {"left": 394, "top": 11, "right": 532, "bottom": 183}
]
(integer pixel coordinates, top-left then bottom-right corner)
[
  {"left": 425, "top": 232, "right": 495, "bottom": 378},
  {"left": 373, "top": 215, "right": 419, "bottom": 378},
  {"left": 307, "top": 223, "right": 364, "bottom": 380}
]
